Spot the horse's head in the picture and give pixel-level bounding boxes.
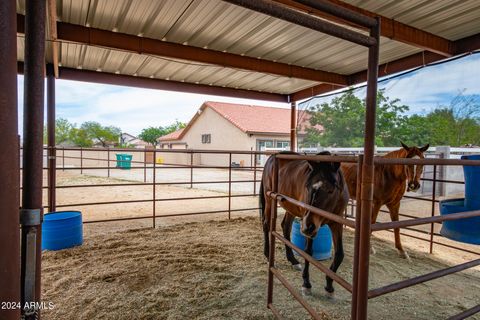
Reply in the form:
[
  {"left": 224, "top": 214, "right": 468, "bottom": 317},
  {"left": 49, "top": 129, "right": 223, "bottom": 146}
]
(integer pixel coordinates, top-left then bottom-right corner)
[
  {"left": 301, "top": 152, "right": 346, "bottom": 238},
  {"left": 401, "top": 142, "right": 429, "bottom": 192}
]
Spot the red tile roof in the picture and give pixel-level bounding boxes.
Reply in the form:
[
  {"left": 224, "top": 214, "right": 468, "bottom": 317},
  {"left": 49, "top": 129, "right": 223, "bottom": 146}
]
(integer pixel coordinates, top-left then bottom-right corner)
[
  {"left": 158, "top": 128, "right": 184, "bottom": 141},
  {"left": 158, "top": 101, "right": 322, "bottom": 141},
  {"left": 205, "top": 101, "right": 291, "bottom": 135}
]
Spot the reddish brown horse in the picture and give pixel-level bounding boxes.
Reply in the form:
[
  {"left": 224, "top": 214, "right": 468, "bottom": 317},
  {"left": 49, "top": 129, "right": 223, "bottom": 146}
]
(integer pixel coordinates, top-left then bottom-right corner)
[
  {"left": 341, "top": 142, "right": 429, "bottom": 260},
  {"left": 260, "top": 151, "right": 349, "bottom": 295}
]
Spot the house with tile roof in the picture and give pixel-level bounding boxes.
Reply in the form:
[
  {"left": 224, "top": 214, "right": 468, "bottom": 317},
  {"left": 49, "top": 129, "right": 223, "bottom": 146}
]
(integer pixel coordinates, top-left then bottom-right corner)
[{"left": 158, "top": 101, "right": 321, "bottom": 166}]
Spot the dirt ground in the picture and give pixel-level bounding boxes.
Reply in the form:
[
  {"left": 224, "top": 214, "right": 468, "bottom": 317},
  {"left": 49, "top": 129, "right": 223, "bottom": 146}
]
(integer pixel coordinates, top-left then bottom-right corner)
[
  {"left": 41, "top": 216, "right": 480, "bottom": 320},
  {"left": 45, "top": 171, "right": 258, "bottom": 224}
]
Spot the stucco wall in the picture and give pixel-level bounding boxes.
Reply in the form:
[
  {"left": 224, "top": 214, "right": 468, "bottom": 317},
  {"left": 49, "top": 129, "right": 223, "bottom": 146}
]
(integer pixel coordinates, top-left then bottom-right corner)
[{"left": 176, "top": 107, "right": 289, "bottom": 167}]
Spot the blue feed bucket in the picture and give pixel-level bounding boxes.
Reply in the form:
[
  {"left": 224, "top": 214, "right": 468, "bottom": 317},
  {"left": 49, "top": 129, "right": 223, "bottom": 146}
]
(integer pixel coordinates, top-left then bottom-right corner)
[
  {"left": 291, "top": 219, "right": 332, "bottom": 260},
  {"left": 42, "top": 211, "right": 83, "bottom": 251}
]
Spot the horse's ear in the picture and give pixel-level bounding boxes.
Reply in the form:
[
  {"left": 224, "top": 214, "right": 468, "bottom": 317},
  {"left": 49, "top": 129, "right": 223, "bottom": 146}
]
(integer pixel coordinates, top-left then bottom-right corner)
[
  {"left": 400, "top": 141, "right": 410, "bottom": 151},
  {"left": 419, "top": 144, "right": 430, "bottom": 152}
]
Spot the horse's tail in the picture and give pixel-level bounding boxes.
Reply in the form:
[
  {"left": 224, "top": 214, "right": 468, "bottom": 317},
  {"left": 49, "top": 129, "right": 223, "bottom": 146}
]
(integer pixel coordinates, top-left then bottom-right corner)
[{"left": 259, "top": 180, "right": 265, "bottom": 223}]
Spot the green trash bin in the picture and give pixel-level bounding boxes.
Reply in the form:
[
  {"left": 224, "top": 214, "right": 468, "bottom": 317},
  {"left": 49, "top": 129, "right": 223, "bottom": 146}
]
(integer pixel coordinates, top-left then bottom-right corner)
[{"left": 116, "top": 154, "right": 132, "bottom": 169}]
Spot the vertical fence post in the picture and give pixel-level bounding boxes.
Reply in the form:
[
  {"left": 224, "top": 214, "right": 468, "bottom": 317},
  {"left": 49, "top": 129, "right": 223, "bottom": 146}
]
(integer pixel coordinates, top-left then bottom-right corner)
[
  {"left": 143, "top": 148, "right": 146, "bottom": 183},
  {"left": 153, "top": 148, "right": 156, "bottom": 228},
  {"left": 351, "top": 155, "right": 364, "bottom": 320},
  {"left": 253, "top": 153, "right": 257, "bottom": 195},
  {"left": 190, "top": 151, "right": 193, "bottom": 189},
  {"left": 228, "top": 153, "right": 232, "bottom": 220},
  {"left": 62, "top": 147, "right": 65, "bottom": 171},
  {"left": 107, "top": 147, "right": 110, "bottom": 178},
  {"left": 80, "top": 147, "right": 83, "bottom": 174},
  {"left": 429, "top": 164, "right": 437, "bottom": 254},
  {"left": 267, "top": 156, "right": 278, "bottom": 308}
]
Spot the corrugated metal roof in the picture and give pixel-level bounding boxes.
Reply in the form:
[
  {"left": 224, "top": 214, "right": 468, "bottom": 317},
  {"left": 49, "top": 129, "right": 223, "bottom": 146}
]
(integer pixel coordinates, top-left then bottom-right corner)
[{"left": 15, "top": 0, "right": 480, "bottom": 96}]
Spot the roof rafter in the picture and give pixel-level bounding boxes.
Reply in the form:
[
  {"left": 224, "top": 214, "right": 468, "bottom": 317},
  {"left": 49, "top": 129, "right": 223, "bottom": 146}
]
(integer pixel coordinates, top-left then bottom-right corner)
[
  {"left": 273, "top": 0, "right": 454, "bottom": 57},
  {"left": 16, "top": 14, "right": 348, "bottom": 86}
]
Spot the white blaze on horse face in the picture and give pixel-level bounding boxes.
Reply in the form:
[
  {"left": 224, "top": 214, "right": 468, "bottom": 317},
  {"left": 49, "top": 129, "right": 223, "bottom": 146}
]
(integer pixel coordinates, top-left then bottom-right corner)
[
  {"left": 312, "top": 181, "right": 323, "bottom": 190},
  {"left": 412, "top": 155, "right": 420, "bottom": 177}
]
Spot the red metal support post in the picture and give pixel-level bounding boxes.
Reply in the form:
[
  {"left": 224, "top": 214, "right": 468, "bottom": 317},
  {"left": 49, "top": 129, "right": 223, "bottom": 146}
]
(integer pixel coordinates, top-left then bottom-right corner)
[
  {"left": 267, "top": 156, "right": 279, "bottom": 307},
  {"left": 290, "top": 100, "right": 297, "bottom": 151},
  {"left": 355, "top": 17, "right": 380, "bottom": 320},
  {"left": 152, "top": 148, "right": 156, "bottom": 228},
  {"left": 47, "top": 64, "right": 56, "bottom": 213},
  {"left": 430, "top": 164, "right": 437, "bottom": 254},
  {"left": 21, "top": 0, "right": 46, "bottom": 318},
  {"left": 351, "top": 154, "right": 364, "bottom": 320},
  {"left": 228, "top": 153, "right": 232, "bottom": 220},
  {"left": 0, "top": 1, "right": 21, "bottom": 319}
]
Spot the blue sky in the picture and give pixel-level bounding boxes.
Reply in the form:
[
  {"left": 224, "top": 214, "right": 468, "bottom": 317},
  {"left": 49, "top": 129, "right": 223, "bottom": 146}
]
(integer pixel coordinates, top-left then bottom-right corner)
[{"left": 17, "top": 53, "right": 479, "bottom": 136}]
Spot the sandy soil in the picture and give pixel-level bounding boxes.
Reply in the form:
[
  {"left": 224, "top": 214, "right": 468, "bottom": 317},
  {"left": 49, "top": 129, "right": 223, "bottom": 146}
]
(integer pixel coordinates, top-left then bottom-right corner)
[
  {"left": 45, "top": 171, "right": 479, "bottom": 267},
  {"left": 41, "top": 216, "right": 480, "bottom": 320}
]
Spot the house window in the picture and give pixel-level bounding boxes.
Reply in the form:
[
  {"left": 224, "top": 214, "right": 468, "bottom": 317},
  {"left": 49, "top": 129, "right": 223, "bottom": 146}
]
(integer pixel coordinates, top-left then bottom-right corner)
[
  {"left": 201, "top": 134, "right": 211, "bottom": 144},
  {"left": 276, "top": 141, "right": 290, "bottom": 149}
]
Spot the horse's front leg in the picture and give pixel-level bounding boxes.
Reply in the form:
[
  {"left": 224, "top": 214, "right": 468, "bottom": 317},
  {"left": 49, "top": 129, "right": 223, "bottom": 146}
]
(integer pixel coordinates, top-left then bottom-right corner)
[
  {"left": 386, "top": 202, "right": 411, "bottom": 261},
  {"left": 281, "top": 213, "right": 301, "bottom": 270},
  {"left": 325, "top": 222, "right": 344, "bottom": 295},
  {"left": 301, "top": 237, "right": 313, "bottom": 295}
]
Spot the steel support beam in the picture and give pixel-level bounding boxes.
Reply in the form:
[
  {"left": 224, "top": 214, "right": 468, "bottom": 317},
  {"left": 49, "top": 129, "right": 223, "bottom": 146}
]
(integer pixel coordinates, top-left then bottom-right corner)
[
  {"left": 21, "top": 0, "right": 45, "bottom": 318},
  {"left": 33, "top": 20, "right": 345, "bottom": 86},
  {"left": 224, "top": 0, "right": 376, "bottom": 47},
  {"left": 58, "top": 66, "right": 288, "bottom": 102},
  {"left": 47, "top": 64, "right": 56, "bottom": 213},
  {"left": 0, "top": 1, "right": 20, "bottom": 319},
  {"left": 275, "top": 0, "right": 452, "bottom": 57}
]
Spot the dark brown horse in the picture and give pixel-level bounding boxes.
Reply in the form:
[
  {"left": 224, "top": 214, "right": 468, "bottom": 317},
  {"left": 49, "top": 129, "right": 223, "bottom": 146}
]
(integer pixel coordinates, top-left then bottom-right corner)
[
  {"left": 260, "top": 151, "right": 349, "bottom": 295},
  {"left": 341, "top": 142, "right": 429, "bottom": 260}
]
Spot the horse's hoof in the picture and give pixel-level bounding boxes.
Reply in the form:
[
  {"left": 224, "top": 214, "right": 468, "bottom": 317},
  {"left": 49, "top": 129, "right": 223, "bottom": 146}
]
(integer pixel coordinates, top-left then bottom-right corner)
[
  {"left": 292, "top": 264, "right": 303, "bottom": 271},
  {"left": 301, "top": 287, "right": 312, "bottom": 296},
  {"left": 325, "top": 290, "right": 335, "bottom": 299},
  {"left": 400, "top": 251, "right": 411, "bottom": 262}
]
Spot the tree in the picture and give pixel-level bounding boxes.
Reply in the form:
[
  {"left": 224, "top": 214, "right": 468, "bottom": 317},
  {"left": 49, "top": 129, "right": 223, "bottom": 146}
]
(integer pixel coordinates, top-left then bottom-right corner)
[
  {"left": 80, "top": 121, "right": 121, "bottom": 147},
  {"left": 69, "top": 127, "right": 93, "bottom": 147},
  {"left": 398, "top": 92, "right": 480, "bottom": 147},
  {"left": 139, "top": 127, "right": 166, "bottom": 146},
  {"left": 43, "top": 118, "right": 74, "bottom": 145},
  {"left": 139, "top": 121, "right": 186, "bottom": 146},
  {"left": 305, "top": 89, "right": 409, "bottom": 147}
]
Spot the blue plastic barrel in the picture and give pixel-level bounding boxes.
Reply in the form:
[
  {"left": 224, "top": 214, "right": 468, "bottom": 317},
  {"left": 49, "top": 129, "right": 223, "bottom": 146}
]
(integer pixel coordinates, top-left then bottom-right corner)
[
  {"left": 291, "top": 219, "right": 332, "bottom": 260},
  {"left": 439, "top": 199, "right": 480, "bottom": 245},
  {"left": 41, "top": 211, "right": 83, "bottom": 251},
  {"left": 462, "top": 154, "right": 480, "bottom": 209}
]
